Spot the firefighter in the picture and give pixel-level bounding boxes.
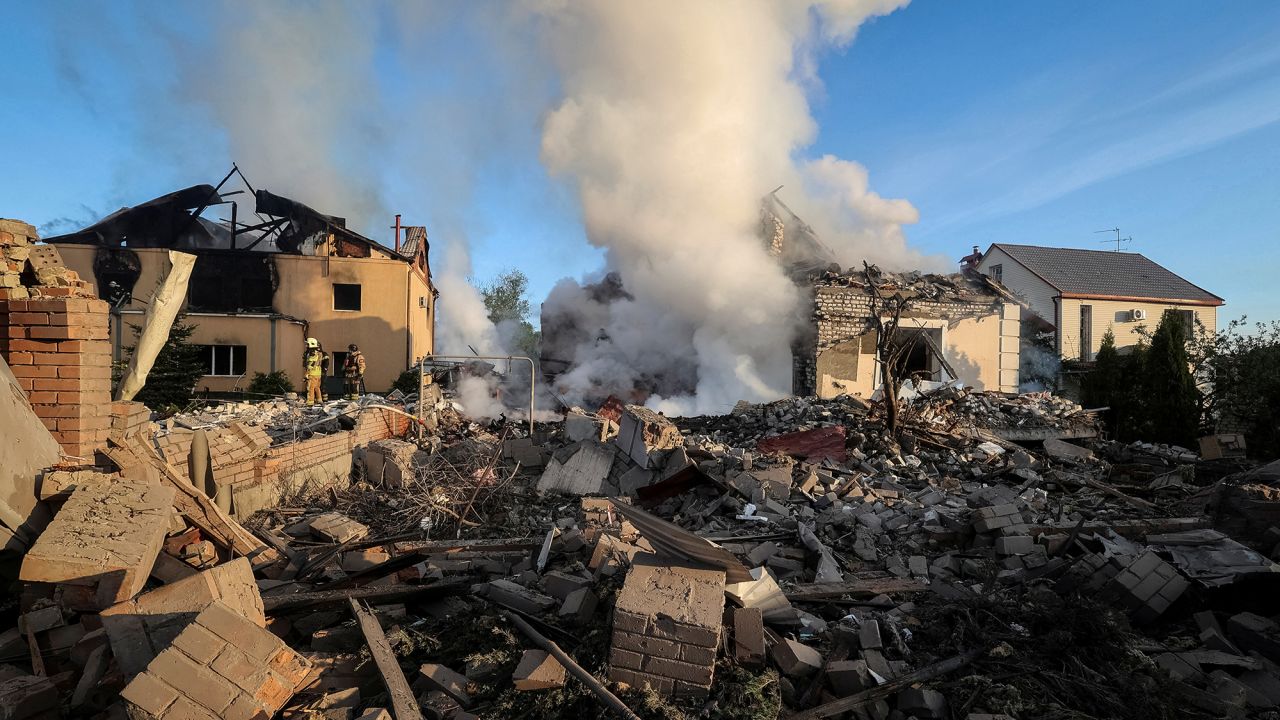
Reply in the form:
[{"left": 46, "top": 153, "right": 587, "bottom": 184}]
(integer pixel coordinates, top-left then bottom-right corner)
[
  {"left": 343, "top": 343, "right": 366, "bottom": 400},
  {"left": 302, "top": 337, "right": 328, "bottom": 406}
]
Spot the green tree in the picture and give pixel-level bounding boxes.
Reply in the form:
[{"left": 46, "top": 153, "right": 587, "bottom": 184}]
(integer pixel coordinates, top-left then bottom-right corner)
[
  {"left": 117, "top": 315, "right": 207, "bottom": 412},
  {"left": 480, "top": 269, "right": 540, "bottom": 359},
  {"left": 1141, "top": 311, "right": 1200, "bottom": 447},
  {"left": 1081, "top": 329, "right": 1144, "bottom": 441},
  {"left": 1196, "top": 318, "right": 1280, "bottom": 459}
]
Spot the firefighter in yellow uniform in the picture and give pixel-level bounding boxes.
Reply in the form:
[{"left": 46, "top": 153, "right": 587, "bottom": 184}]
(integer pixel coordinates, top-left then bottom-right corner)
[
  {"left": 343, "top": 344, "right": 366, "bottom": 400},
  {"left": 303, "top": 338, "right": 329, "bottom": 406}
]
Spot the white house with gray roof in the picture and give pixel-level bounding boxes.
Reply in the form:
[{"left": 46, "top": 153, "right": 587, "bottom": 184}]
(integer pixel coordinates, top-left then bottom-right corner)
[{"left": 975, "top": 243, "right": 1223, "bottom": 362}]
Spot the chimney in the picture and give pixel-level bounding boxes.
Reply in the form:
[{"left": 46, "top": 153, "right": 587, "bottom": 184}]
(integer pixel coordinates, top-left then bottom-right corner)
[{"left": 394, "top": 214, "right": 402, "bottom": 252}]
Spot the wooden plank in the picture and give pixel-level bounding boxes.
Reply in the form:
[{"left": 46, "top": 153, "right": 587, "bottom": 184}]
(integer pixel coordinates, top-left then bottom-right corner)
[
  {"left": 349, "top": 599, "right": 422, "bottom": 720},
  {"left": 391, "top": 536, "right": 542, "bottom": 554},
  {"left": 125, "top": 437, "right": 278, "bottom": 569},
  {"left": 784, "top": 578, "right": 928, "bottom": 602},
  {"left": 263, "top": 579, "right": 470, "bottom": 613},
  {"left": 790, "top": 651, "right": 979, "bottom": 720}
]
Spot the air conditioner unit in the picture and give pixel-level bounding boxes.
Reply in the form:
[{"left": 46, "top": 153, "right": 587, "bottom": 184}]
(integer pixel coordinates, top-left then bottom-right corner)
[{"left": 1130, "top": 308, "right": 1147, "bottom": 321}]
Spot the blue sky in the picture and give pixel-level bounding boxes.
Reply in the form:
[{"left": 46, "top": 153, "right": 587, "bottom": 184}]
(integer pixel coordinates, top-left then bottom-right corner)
[{"left": 2, "top": 1, "right": 1277, "bottom": 325}]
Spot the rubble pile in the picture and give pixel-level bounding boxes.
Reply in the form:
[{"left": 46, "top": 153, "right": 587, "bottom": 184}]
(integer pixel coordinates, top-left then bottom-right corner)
[
  {"left": 812, "top": 265, "right": 999, "bottom": 303},
  {"left": 3, "top": 368, "right": 1280, "bottom": 720}
]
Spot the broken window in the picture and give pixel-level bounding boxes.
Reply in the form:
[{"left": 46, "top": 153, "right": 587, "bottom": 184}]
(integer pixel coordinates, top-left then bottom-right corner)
[
  {"left": 92, "top": 247, "right": 142, "bottom": 307},
  {"left": 989, "top": 264, "right": 1003, "bottom": 283},
  {"left": 187, "top": 253, "right": 275, "bottom": 312},
  {"left": 196, "top": 345, "right": 247, "bottom": 377},
  {"left": 333, "top": 283, "right": 361, "bottom": 311},
  {"left": 888, "top": 328, "right": 942, "bottom": 381}
]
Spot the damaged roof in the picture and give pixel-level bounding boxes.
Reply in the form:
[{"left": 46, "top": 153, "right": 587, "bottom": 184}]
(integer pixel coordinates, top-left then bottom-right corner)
[
  {"left": 46, "top": 174, "right": 421, "bottom": 264},
  {"left": 989, "top": 243, "right": 1224, "bottom": 305},
  {"left": 815, "top": 265, "right": 1008, "bottom": 305}
]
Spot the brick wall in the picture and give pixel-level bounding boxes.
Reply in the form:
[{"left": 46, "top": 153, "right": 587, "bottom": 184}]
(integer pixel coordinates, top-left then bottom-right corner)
[
  {"left": 198, "top": 407, "right": 414, "bottom": 518},
  {"left": 1, "top": 219, "right": 113, "bottom": 459},
  {"left": 0, "top": 297, "right": 113, "bottom": 459}
]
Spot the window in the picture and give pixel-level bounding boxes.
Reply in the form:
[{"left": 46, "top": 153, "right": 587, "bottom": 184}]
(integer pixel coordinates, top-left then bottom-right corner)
[
  {"left": 333, "top": 283, "right": 361, "bottom": 311},
  {"left": 196, "top": 345, "right": 247, "bottom": 377},
  {"left": 332, "top": 351, "right": 349, "bottom": 378},
  {"left": 1166, "top": 309, "right": 1196, "bottom": 338},
  {"left": 1080, "top": 305, "right": 1093, "bottom": 361},
  {"left": 989, "top": 264, "right": 1003, "bottom": 283}
]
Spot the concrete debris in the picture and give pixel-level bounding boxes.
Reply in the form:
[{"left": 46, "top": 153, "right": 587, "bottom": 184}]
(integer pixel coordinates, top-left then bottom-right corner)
[
  {"left": 512, "top": 649, "right": 567, "bottom": 691},
  {"left": 2, "top": 265, "right": 1280, "bottom": 720},
  {"left": 20, "top": 481, "right": 175, "bottom": 609},
  {"left": 614, "top": 405, "right": 683, "bottom": 470}
]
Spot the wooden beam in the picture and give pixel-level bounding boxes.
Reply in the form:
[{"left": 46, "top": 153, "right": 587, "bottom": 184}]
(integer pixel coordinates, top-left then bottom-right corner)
[
  {"left": 785, "top": 578, "right": 928, "bottom": 602},
  {"left": 349, "top": 599, "right": 422, "bottom": 720},
  {"left": 790, "top": 651, "right": 979, "bottom": 720},
  {"left": 263, "top": 579, "right": 470, "bottom": 613}
]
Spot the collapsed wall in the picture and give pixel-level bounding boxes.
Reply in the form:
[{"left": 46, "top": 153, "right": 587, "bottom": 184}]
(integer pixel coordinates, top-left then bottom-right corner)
[
  {"left": 150, "top": 408, "right": 413, "bottom": 519},
  {"left": 0, "top": 219, "right": 113, "bottom": 460}
]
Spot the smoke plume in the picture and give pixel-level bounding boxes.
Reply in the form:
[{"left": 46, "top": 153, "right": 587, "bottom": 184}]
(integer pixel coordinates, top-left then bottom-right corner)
[
  {"left": 46, "top": 1, "right": 931, "bottom": 417},
  {"left": 530, "top": 1, "right": 924, "bottom": 414}
]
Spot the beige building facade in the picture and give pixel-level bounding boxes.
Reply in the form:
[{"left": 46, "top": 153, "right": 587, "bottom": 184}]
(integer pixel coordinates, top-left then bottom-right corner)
[
  {"left": 55, "top": 241, "right": 434, "bottom": 394},
  {"left": 976, "top": 243, "right": 1222, "bottom": 361}
]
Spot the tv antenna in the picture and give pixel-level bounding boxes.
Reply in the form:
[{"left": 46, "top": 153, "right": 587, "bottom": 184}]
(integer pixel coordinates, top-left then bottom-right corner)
[{"left": 1094, "top": 227, "right": 1131, "bottom": 251}]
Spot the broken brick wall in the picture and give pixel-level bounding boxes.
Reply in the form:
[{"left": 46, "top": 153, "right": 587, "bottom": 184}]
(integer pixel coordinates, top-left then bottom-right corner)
[
  {"left": 0, "top": 219, "right": 114, "bottom": 460},
  {"left": 794, "top": 287, "right": 1018, "bottom": 398},
  {"left": 0, "top": 298, "right": 113, "bottom": 459},
  {"left": 220, "top": 407, "right": 412, "bottom": 518}
]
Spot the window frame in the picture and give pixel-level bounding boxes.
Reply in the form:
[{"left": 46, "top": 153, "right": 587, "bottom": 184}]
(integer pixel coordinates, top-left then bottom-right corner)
[
  {"left": 196, "top": 344, "right": 248, "bottom": 377},
  {"left": 333, "top": 283, "right": 362, "bottom": 312},
  {"left": 988, "top": 264, "right": 1003, "bottom": 283}
]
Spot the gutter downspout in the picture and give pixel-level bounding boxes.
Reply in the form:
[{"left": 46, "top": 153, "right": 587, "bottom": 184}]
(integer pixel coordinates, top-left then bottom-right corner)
[{"left": 406, "top": 265, "right": 412, "bottom": 376}]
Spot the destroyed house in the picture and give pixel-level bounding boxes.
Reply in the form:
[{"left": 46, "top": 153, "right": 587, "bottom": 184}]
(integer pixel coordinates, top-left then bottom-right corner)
[
  {"left": 793, "top": 268, "right": 1021, "bottom": 398},
  {"left": 47, "top": 177, "right": 436, "bottom": 393},
  {"left": 976, "top": 243, "right": 1223, "bottom": 361}
]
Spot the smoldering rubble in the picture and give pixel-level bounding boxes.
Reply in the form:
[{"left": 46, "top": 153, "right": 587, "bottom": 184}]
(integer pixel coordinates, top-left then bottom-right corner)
[{"left": 3, "top": 215, "right": 1280, "bottom": 720}]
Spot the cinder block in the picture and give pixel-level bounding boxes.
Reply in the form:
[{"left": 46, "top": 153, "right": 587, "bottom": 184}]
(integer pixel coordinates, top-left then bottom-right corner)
[
  {"left": 512, "top": 650, "right": 566, "bottom": 691},
  {"left": 732, "top": 607, "right": 765, "bottom": 668}
]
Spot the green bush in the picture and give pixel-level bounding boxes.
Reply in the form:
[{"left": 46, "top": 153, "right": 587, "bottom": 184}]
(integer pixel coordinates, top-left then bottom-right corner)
[{"left": 248, "top": 370, "right": 293, "bottom": 397}]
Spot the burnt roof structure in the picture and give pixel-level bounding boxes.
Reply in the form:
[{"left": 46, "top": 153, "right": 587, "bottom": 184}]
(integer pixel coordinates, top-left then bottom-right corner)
[
  {"left": 47, "top": 166, "right": 419, "bottom": 262},
  {"left": 989, "top": 243, "right": 1223, "bottom": 305}
]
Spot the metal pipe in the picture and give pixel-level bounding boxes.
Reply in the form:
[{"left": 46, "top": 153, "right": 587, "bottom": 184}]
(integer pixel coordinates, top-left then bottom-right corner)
[
  {"left": 393, "top": 214, "right": 402, "bottom": 253},
  {"left": 421, "top": 354, "right": 537, "bottom": 434}
]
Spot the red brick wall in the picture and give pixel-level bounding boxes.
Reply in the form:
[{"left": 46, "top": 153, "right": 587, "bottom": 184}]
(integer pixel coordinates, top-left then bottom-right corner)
[
  {"left": 261, "top": 408, "right": 410, "bottom": 481},
  {"left": 0, "top": 297, "right": 113, "bottom": 459}
]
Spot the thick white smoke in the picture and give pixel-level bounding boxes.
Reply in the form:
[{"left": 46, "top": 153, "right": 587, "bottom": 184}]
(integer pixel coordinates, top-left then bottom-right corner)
[
  {"left": 49, "top": 1, "right": 930, "bottom": 417},
  {"left": 530, "top": 1, "right": 923, "bottom": 414}
]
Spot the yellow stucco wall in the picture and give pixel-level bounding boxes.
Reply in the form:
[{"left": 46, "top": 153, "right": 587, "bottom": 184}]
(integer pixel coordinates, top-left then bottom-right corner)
[
  {"left": 1057, "top": 298, "right": 1217, "bottom": 360},
  {"left": 816, "top": 305, "right": 1019, "bottom": 398},
  {"left": 55, "top": 244, "right": 434, "bottom": 393}
]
